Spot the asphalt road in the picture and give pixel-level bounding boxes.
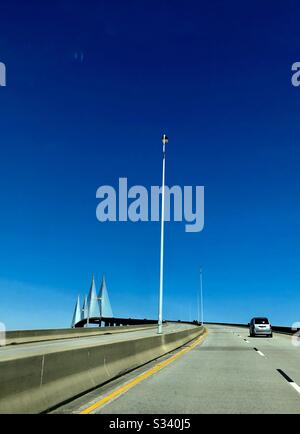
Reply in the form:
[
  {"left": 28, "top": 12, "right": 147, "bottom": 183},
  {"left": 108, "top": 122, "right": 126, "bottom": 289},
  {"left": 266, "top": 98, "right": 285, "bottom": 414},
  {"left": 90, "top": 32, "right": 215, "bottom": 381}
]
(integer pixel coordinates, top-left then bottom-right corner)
[
  {"left": 56, "top": 324, "right": 300, "bottom": 414},
  {"left": 0, "top": 323, "right": 195, "bottom": 362}
]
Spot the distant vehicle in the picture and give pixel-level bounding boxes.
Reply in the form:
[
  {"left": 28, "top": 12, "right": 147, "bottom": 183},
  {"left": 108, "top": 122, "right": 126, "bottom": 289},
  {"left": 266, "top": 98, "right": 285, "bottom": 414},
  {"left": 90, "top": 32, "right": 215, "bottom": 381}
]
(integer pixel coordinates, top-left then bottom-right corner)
[{"left": 249, "top": 317, "right": 273, "bottom": 337}]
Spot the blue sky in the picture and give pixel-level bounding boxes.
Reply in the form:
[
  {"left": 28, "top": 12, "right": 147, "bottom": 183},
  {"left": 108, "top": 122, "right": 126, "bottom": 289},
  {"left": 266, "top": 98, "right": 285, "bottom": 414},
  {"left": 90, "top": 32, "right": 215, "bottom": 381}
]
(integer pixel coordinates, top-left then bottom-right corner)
[{"left": 0, "top": 0, "right": 300, "bottom": 329}]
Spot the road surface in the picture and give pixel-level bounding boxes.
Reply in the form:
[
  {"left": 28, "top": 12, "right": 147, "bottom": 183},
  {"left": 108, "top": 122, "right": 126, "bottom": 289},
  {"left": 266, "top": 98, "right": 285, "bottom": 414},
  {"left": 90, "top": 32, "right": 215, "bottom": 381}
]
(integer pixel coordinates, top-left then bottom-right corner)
[{"left": 54, "top": 324, "right": 300, "bottom": 414}]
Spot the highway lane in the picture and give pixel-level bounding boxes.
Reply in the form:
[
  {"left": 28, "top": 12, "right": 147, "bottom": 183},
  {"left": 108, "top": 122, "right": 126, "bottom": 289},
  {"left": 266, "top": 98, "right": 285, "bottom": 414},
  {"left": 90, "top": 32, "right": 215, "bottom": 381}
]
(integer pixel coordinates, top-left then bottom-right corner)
[
  {"left": 57, "top": 324, "right": 300, "bottom": 414},
  {"left": 231, "top": 325, "right": 300, "bottom": 393},
  {"left": 0, "top": 323, "right": 195, "bottom": 362}
]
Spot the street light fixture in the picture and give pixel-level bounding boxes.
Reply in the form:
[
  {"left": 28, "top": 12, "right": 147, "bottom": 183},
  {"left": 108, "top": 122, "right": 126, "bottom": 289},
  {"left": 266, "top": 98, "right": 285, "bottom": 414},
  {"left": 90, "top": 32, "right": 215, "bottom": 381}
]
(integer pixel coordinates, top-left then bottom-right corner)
[{"left": 158, "top": 134, "right": 168, "bottom": 334}]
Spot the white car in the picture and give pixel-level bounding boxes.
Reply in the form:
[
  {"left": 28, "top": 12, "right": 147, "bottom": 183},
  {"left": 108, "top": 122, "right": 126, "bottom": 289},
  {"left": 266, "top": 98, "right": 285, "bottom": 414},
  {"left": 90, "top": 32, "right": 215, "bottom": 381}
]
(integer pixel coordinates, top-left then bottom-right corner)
[{"left": 249, "top": 317, "right": 273, "bottom": 337}]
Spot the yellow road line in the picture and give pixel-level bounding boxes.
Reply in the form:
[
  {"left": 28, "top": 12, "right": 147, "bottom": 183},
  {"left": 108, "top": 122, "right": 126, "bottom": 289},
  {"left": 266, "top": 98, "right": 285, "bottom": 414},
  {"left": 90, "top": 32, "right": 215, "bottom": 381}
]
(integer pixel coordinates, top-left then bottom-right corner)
[{"left": 80, "top": 330, "right": 208, "bottom": 414}]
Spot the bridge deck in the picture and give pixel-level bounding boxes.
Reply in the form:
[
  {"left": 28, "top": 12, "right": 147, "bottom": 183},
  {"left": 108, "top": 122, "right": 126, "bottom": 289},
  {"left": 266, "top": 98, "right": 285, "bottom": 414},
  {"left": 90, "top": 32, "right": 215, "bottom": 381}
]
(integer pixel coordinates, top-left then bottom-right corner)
[{"left": 54, "top": 324, "right": 300, "bottom": 414}]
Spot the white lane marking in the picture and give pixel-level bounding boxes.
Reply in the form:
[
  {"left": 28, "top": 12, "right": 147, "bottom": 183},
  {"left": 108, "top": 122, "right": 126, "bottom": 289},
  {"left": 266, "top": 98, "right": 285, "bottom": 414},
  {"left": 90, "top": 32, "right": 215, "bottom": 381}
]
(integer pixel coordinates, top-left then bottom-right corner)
[
  {"left": 253, "top": 347, "right": 265, "bottom": 357},
  {"left": 244, "top": 340, "right": 249, "bottom": 343},
  {"left": 290, "top": 382, "right": 300, "bottom": 395},
  {"left": 277, "top": 369, "right": 300, "bottom": 396}
]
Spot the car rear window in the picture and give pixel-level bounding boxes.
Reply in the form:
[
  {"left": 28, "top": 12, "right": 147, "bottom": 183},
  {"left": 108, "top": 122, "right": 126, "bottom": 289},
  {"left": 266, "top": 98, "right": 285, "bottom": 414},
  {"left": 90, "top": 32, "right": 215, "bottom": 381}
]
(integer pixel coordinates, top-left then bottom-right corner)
[{"left": 254, "top": 318, "right": 269, "bottom": 324}]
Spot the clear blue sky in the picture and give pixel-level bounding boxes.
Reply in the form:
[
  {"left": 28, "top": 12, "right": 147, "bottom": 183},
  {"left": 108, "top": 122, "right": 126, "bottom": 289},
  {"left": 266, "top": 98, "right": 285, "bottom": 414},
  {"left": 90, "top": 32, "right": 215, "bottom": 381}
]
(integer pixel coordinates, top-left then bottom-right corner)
[{"left": 0, "top": 0, "right": 300, "bottom": 329}]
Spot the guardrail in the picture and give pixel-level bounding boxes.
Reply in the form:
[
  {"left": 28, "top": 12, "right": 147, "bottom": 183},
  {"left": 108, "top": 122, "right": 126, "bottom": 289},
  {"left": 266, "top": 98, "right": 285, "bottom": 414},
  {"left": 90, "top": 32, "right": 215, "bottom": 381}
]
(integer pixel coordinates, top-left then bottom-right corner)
[{"left": 0, "top": 324, "right": 205, "bottom": 413}]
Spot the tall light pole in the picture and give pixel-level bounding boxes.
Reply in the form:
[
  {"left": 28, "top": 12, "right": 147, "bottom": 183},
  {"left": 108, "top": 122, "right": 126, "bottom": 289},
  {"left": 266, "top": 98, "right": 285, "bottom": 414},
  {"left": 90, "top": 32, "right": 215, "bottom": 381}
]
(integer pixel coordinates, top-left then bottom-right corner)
[
  {"left": 200, "top": 268, "right": 204, "bottom": 326},
  {"left": 158, "top": 134, "right": 168, "bottom": 334},
  {"left": 197, "top": 284, "right": 200, "bottom": 324}
]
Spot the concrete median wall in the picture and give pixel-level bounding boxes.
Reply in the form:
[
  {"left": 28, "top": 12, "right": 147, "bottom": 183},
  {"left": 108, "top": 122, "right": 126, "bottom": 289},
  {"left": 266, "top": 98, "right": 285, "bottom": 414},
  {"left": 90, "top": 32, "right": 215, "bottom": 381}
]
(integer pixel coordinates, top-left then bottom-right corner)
[
  {"left": 4, "top": 324, "right": 156, "bottom": 346},
  {"left": 0, "top": 325, "right": 204, "bottom": 414}
]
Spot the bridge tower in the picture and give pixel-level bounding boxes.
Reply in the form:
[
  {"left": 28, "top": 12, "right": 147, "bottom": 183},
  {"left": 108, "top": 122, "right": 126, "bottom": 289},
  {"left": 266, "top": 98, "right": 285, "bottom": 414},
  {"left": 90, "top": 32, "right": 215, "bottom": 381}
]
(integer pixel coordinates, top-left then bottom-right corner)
[
  {"left": 99, "top": 275, "right": 113, "bottom": 318},
  {"left": 71, "top": 296, "right": 81, "bottom": 328}
]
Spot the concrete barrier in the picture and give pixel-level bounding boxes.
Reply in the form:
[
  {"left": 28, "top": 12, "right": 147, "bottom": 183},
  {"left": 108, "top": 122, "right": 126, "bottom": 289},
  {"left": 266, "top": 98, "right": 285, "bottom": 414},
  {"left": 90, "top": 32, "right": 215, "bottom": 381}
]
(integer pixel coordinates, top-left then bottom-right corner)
[
  {"left": 0, "top": 325, "right": 205, "bottom": 414},
  {"left": 4, "top": 324, "right": 156, "bottom": 346}
]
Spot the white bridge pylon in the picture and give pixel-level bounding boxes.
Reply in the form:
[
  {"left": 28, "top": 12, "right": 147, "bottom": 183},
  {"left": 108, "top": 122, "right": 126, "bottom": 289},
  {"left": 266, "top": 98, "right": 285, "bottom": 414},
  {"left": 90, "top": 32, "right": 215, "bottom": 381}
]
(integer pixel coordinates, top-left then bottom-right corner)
[{"left": 71, "top": 274, "right": 114, "bottom": 327}]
